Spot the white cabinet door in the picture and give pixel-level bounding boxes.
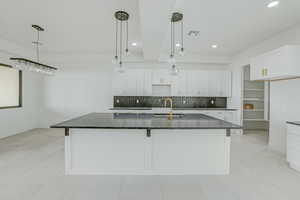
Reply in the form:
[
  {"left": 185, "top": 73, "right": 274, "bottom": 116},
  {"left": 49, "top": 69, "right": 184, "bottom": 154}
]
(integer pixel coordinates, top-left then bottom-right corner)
[
  {"left": 186, "top": 70, "right": 198, "bottom": 96},
  {"left": 136, "top": 70, "right": 145, "bottom": 96},
  {"left": 151, "top": 130, "right": 229, "bottom": 174},
  {"left": 152, "top": 69, "right": 171, "bottom": 85},
  {"left": 186, "top": 70, "right": 210, "bottom": 97},
  {"left": 250, "top": 45, "right": 300, "bottom": 81},
  {"left": 69, "top": 129, "right": 149, "bottom": 173},
  {"left": 207, "top": 71, "right": 220, "bottom": 97},
  {"left": 197, "top": 72, "right": 209, "bottom": 97},
  {"left": 126, "top": 71, "right": 138, "bottom": 96},
  {"left": 143, "top": 70, "right": 152, "bottom": 96},
  {"left": 113, "top": 69, "right": 153, "bottom": 96},
  {"left": 186, "top": 70, "right": 231, "bottom": 97},
  {"left": 250, "top": 54, "right": 267, "bottom": 81},
  {"left": 220, "top": 71, "right": 232, "bottom": 97},
  {"left": 112, "top": 72, "right": 128, "bottom": 96},
  {"left": 171, "top": 70, "right": 187, "bottom": 96}
]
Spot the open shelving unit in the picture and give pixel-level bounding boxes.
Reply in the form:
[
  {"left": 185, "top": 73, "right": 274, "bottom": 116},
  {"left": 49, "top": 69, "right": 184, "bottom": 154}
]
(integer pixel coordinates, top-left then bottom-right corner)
[{"left": 242, "top": 66, "right": 269, "bottom": 134}]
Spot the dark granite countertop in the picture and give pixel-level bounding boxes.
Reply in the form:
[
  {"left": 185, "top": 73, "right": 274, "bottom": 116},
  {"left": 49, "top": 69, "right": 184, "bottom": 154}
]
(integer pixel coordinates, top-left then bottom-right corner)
[
  {"left": 173, "top": 108, "right": 238, "bottom": 111},
  {"left": 51, "top": 113, "right": 242, "bottom": 130},
  {"left": 287, "top": 121, "right": 300, "bottom": 126},
  {"left": 110, "top": 107, "right": 152, "bottom": 110},
  {"left": 110, "top": 107, "right": 237, "bottom": 111}
]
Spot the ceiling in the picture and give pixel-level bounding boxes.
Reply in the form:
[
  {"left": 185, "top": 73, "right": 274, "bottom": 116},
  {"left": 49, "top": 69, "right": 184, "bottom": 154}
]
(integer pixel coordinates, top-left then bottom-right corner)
[{"left": 0, "top": 0, "right": 300, "bottom": 63}]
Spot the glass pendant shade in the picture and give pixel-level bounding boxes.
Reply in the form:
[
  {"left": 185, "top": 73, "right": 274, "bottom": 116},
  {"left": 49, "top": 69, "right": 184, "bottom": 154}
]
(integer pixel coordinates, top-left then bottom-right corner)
[
  {"left": 170, "top": 64, "right": 179, "bottom": 76},
  {"left": 168, "top": 54, "right": 176, "bottom": 64},
  {"left": 112, "top": 55, "right": 118, "bottom": 64},
  {"left": 179, "top": 48, "right": 185, "bottom": 56},
  {"left": 125, "top": 49, "right": 130, "bottom": 56},
  {"left": 116, "top": 62, "right": 125, "bottom": 73}
]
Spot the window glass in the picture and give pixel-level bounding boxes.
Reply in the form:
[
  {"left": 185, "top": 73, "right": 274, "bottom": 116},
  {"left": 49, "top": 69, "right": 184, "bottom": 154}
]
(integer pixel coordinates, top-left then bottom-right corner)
[{"left": 0, "top": 64, "right": 22, "bottom": 108}]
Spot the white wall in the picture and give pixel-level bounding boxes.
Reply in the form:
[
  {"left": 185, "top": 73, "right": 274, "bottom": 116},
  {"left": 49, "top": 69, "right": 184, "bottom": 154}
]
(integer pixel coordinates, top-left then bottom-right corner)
[
  {"left": 41, "top": 64, "right": 113, "bottom": 128},
  {"left": 0, "top": 48, "right": 44, "bottom": 138},
  {"left": 229, "top": 23, "right": 300, "bottom": 154}
]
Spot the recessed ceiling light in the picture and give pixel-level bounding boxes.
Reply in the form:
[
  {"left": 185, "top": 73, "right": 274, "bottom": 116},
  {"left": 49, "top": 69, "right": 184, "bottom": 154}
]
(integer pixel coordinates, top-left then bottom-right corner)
[
  {"left": 131, "top": 42, "right": 137, "bottom": 46},
  {"left": 176, "top": 43, "right": 181, "bottom": 47},
  {"left": 267, "top": 1, "right": 280, "bottom": 8},
  {"left": 212, "top": 44, "right": 218, "bottom": 49}
]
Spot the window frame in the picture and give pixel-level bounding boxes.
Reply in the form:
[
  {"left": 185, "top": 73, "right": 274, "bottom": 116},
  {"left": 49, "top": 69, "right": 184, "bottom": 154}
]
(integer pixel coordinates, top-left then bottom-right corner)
[{"left": 0, "top": 63, "right": 23, "bottom": 109}]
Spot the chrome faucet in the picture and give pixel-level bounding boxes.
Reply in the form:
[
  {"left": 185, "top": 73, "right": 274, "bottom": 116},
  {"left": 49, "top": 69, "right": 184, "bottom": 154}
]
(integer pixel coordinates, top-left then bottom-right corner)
[{"left": 164, "top": 97, "right": 173, "bottom": 120}]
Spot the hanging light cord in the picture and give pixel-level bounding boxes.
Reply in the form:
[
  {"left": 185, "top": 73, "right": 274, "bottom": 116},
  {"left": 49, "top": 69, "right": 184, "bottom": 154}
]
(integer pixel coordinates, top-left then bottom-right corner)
[
  {"left": 119, "top": 20, "right": 122, "bottom": 65},
  {"left": 171, "top": 21, "right": 174, "bottom": 57},
  {"left": 172, "top": 21, "right": 175, "bottom": 56},
  {"left": 35, "top": 30, "right": 40, "bottom": 62},
  {"left": 181, "top": 20, "right": 184, "bottom": 50},
  {"left": 170, "top": 21, "right": 172, "bottom": 57},
  {"left": 126, "top": 21, "right": 128, "bottom": 51},
  {"left": 115, "top": 19, "right": 118, "bottom": 58}
]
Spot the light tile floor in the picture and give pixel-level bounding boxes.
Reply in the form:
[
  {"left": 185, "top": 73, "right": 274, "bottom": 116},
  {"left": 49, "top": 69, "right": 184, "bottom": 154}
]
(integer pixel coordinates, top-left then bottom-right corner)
[{"left": 0, "top": 129, "right": 300, "bottom": 200}]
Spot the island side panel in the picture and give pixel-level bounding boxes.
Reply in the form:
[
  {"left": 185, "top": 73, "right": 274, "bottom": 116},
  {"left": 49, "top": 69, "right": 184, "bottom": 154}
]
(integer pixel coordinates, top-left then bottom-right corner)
[{"left": 151, "top": 129, "right": 230, "bottom": 175}]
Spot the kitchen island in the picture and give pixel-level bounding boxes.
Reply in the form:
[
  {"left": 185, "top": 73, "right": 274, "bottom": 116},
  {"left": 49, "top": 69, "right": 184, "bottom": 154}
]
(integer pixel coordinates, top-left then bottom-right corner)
[{"left": 51, "top": 113, "right": 241, "bottom": 175}]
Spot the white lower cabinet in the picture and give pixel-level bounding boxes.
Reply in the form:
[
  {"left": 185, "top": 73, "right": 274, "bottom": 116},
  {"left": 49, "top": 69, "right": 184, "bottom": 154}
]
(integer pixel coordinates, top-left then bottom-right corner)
[
  {"left": 69, "top": 129, "right": 148, "bottom": 173},
  {"left": 287, "top": 124, "right": 300, "bottom": 172},
  {"left": 151, "top": 130, "right": 230, "bottom": 174}
]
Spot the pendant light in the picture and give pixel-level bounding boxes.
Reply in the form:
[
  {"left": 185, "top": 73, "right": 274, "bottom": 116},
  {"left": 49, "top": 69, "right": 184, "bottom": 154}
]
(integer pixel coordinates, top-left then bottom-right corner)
[
  {"left": 169, "top": 12, "right": 184, "bottom": 76},
  {"left": 10, "top": 25, "right": 58, "bottom": 75},
  {"left": 113, "top": 11, "right": 130, "bottom": 73}
]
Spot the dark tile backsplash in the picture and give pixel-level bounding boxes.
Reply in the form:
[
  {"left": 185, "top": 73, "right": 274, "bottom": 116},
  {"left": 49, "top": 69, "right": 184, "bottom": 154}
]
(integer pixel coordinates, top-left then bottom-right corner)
[{"left": 114, "top": 96, "right": 227, "bottom": 108}]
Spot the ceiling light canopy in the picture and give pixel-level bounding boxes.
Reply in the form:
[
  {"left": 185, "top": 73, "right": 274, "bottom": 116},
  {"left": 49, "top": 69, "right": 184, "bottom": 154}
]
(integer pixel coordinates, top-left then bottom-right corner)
[
  {"left": 131, "top": 42, "right": 137, "bottom": 46},
  {"left": 113, "top": 10, "right": 130, "bottom": 73},
  {"left": 267, "top": 1, "right": 280, "bottom": 8},
  {"left": 10, "top": 25, "right": 58, "bottom": 75}
]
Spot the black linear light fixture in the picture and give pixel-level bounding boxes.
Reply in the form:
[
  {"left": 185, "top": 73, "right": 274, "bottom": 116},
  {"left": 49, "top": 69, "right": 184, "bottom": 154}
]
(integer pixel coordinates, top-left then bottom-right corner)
[
  {"left": 169, "top": 12, "right": 184, "bottom": 76},
  {"left": 112, "top": 11, "right": 130, "bottom": 73},
  {"left": 10, "top": 25, "right": 58, "bottom": 75}
]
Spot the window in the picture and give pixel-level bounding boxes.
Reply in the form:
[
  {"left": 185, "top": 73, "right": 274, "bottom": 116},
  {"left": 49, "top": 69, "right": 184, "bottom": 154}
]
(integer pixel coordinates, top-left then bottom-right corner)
[{"left": 0, "top": 63, "right": 22, "bottom": 109}]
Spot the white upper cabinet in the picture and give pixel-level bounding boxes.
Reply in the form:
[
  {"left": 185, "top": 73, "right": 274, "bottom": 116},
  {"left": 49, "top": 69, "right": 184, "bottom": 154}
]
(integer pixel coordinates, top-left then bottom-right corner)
[
  {"left": 186, "top": 70, "right": 231, "bottom": 97},
  {"left": 112, "top": 69, "right": 152, "bottom": 96},
  {"left": 171, "top": 70, "right": 187, "bottom": 96},
  {"left": 113, "top": 68, "right": 232, "bottom": 97},
  {"left": 152, "top": 69, "right": 171, "bottom": 85},
  {"left": 250, "top": 45, "right": 300, "bottom": 81}
]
